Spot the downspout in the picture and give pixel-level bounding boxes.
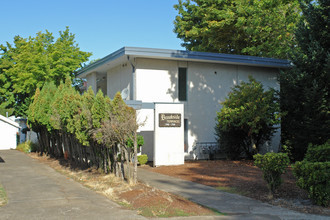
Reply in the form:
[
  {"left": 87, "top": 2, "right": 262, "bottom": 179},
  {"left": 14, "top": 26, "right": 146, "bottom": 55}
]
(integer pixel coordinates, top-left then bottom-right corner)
[{"left": 127, "top": 55, "right": 136, "bottom": 100}]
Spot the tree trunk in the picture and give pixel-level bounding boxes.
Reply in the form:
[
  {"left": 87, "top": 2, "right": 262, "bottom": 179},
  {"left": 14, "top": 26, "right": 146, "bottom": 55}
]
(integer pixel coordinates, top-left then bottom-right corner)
[
  {"left": 133, "top": 131, "right": 138, "bottom": 184},
  {"left": 107, "top": 147, "right": 112, "bottom": 173},
  {"left": 123, "top": 146, "right": 130, "bottom": 182},
  {"left": 103, "top": 146, "right": 108, "bottom": 174}
]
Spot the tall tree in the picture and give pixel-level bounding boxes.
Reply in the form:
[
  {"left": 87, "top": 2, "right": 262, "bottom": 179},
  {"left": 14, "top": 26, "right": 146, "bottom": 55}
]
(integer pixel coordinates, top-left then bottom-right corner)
[
  {"left": 280, "top": 0, "right": 329, "bottom": 161},
  {"left": 174, "top": 0, "right": 300, "bottom": 59},
  {"left": 0, "top": 27, "right": 91, "bottom": 116}
]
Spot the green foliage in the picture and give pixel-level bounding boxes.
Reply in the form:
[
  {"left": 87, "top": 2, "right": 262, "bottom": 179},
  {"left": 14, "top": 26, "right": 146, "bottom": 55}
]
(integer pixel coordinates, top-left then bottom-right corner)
[
  {"left": 215, "top": 76, "right": 280, "bottom": 159},
  {"left": 293, "top": 161, "right": 330, "bottom": 206},
  {"left": 0, "top": 27, "right": 91, "bottom": 116},
  {"left": 216, "top": 127, "right": 246, "bottom": 160},
  {"left": 0, "top": 103, "right": 14, "bottom": 117},
  {"left": 280, "top": 143, "right": 294, "bottom": 162},
  {"left": 127, "top": 135, "right": 144, "bottom": 148},
  {"left": 27, "top": 81, "right": 140, "bottom": 181},
  {"left": 304, "top": 141, "right": 330, "bottom": 163},
  {"left": 293, "top": 141, "right": 330, "bottom": 206},
  {"left": 280, "top": 0, "right": 330, "bottom": 161},
  {"left": 16, "top": 142, "right": 31, "bottom": 153},
  {"left": 91, "top": 90, "right": 106, "bottom": 129},
  {"left": 254, "top": 153, "right": 290, "bottom": 193},
  {"left": 16, "top": 141, "right": 38, "bottom": 153},
  {"left": 174, "top": 0, "right": 300, "bottom": 59},
  {"left": 137, "top": 154, "right": 148, "bottom": 165}
]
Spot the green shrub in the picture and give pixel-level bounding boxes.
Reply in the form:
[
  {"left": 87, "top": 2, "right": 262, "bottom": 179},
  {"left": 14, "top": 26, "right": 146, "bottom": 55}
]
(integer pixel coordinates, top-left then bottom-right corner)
[
  {"left": 293, "top": 161, "right": 330, "bottom": 206},
  {"left": 16, "top": 141, "right": 38, "bottom": 153},
  {"left": 126, "top": 135, "right": 144, "bottom": 149},
  {"left": 304, "top": 140, "right": 330, "bottom": 162},
  {"left": 215, "top": 76, "right": 280, "bottom": 159},
  {"left": 280, "top": 143, "right": 294, "bottom": 162},
  {"left": 254, "top": 152, "right": 290, "bottom": 193},
  {"left": 217, "top": 128, "right": 245, "bottom": 160},
  {"left": 293, "top": 141, "right": 330, "bottom": 206},
  {"left": 137, "top": 154, "right": 148, "bottom": 165}
]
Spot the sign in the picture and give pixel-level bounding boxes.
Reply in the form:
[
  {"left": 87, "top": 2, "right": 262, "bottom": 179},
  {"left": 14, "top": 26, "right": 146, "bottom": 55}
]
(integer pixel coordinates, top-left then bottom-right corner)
[{"left": 159, "top": 113, "right": 181, "bottom": 127}]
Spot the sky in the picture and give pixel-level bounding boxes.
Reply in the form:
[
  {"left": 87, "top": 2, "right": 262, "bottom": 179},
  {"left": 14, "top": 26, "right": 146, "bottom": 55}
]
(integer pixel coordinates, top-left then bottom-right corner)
[{"left": 0, "top": 0, "right": 185, "bottom": 61}]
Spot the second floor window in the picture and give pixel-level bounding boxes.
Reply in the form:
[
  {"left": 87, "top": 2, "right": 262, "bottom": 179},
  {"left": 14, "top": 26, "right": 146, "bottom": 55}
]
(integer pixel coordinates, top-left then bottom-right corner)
[{"left": 178, "top": 67, "right": 187, "bottom": 101}]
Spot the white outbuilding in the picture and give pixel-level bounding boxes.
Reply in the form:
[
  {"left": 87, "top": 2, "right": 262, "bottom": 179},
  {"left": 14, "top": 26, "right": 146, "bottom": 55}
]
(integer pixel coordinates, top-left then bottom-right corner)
[
  {"left": 77, "top": 47, "right": 290, "bottom": 166},
  {"left": 0, "top": 114, "right": 20, "bottom": 150}
]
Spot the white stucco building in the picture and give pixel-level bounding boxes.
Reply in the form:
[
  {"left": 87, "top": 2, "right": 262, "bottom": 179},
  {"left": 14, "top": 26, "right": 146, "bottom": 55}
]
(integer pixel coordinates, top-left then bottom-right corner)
[
  {"left": 77, "top": 47, "right": 290, "bottom": 165},
  {"left": 0, "top": 115, "right": 20, "bottom": 150}
]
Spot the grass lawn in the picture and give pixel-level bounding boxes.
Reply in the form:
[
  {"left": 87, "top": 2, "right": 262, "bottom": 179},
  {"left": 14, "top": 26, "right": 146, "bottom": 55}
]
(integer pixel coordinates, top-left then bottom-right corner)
[{"left": 0, "top": 183, "right": 7, "bottom": 206}]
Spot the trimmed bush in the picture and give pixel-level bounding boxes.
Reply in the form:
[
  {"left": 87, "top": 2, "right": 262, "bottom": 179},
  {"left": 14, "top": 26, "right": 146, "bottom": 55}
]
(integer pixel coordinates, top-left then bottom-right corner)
[
  {"left": 254, "top": 152, "right": 290, "bottom": 193},
  {"left": 138, "top": 154, "right": 148, "bottom": 165},
  {"left": 304, "top": 141, "right": 330, "bottom": 162},
  {"left": 215, "top": 76, "right": 280, "bottom": 159},
  {"left": 293, "top": 161, "right": 330, "bottom": 206},
  {"left": 293, "top": 140, "right": 330, "bottom": 206}
]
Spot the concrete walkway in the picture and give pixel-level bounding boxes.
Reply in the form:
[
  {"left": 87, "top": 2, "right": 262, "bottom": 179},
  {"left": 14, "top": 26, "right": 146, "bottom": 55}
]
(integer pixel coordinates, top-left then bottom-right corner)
[
  {"left": 137, "top": 167, "right": 329, "bottom": 220},
  {"left": 0, "top": 150, "right": 146, "bottom": 220},
  {"left": 0, "top": 150, "right": 328, "bottom": 220}
]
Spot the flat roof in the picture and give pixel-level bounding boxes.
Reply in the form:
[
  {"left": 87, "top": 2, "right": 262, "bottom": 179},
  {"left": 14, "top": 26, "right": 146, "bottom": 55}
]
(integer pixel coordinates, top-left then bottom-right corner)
[{"left": 77, "top": 47, "right": 291, "bottom": 77}]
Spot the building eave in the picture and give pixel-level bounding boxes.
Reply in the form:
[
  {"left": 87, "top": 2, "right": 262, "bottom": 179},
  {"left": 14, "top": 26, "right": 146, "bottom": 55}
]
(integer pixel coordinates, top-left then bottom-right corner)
[
  {"left": 77, "top": 47, "right": 291, "bottom": 77},
  {"left": 0, "top": 115, "right": 21, "bottom": 129}
]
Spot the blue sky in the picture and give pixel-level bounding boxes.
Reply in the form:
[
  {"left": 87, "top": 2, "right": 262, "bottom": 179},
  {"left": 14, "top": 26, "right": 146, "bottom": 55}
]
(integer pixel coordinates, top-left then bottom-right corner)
[{"left": 1, "top": 0, "right": 184, "bottom": 61}]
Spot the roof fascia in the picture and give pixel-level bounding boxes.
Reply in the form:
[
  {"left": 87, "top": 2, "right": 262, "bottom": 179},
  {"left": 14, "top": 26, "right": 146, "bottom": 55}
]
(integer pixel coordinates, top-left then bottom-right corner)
[
  {"left": 77, "top": 47, "right": 126, "bottom": 77},
  {"left": 0, "top": 115, "right": 20, "bottom": 128},
  {"left": 77, "top": 47, "right": 291, "bottom": 77},
  {"left": 124, "top": 47, "right": 291, "bottom": 68}
]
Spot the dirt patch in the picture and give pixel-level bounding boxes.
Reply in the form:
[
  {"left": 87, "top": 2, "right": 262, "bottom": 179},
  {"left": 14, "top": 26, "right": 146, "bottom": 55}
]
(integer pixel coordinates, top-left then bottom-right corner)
[
  {"left": 118, "top": 184, "right": 214, "bottom": 217},
  {"left": 28, "top": 153, "right": 215, "bottom": 218},
  {"left": 143, "top": 160, "right": 330, "bottom": 216}
]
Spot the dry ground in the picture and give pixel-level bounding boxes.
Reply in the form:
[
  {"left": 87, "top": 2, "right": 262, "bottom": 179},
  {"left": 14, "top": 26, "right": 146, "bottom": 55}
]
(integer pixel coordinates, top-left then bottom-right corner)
[
  {"left": 28, "top": 153, "right": 216, "bottom": 218},
  {"left": 143, "top": 160, "right": 330, "bottom": 216},
  {"left": 27, "top": 153, "right": 329, "bottom": 217}
]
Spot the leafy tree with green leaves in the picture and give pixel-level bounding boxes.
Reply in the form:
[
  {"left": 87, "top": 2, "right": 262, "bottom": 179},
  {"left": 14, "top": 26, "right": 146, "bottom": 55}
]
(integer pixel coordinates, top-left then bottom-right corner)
[
  {"left": 215, "top": 76, "right": 280, "bottom": 159},
  {"left": 280, "top": 0, "right": 329, "bottom": 161},
  {"left": 0, "top": 105, "right": 14, "bottom": 117},
  {"left": 174, "top": 0, "right": 300, "bottom": 59},
  {"left": 0, "top": 27, "right": 91, "bottom": 116}
]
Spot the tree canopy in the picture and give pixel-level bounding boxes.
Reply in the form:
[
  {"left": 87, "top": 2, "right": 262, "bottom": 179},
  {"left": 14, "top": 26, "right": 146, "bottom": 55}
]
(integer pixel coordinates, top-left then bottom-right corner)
[
  {"left": 280, "top": 0, "right": 330, "bottom": 161},
  {"left": 0, "top": 27, "right": 91, "bottom": 116},
  {"left": 174, "top": 0, "right": 300, "bottom": 59}
]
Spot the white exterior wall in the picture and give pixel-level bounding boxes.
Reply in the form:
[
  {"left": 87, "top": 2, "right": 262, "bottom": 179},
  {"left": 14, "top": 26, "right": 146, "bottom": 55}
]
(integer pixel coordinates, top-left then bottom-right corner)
[
  {"left": 86, "top": 72, "right": 97, "bottom": 94},
  {"left": 186, "top": 62, "right": 280, "bottom": 156},
  {"left": 0, "top": 115, "right": 20, "bottom": 150},
  {"left": 107, "top": 63, "right": 132, "bottom": 99},
  {"left": 136, "top": 58, "right": 179, "bottom": 102},
  {"left": 135, "top": 59, "right": 280, "bottom": 158}
]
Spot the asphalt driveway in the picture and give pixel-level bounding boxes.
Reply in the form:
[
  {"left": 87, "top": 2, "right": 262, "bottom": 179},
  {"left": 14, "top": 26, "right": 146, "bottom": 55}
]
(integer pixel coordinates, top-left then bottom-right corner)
[{"left": 0, "top": 150, "right": 146, "bottom": 220}]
